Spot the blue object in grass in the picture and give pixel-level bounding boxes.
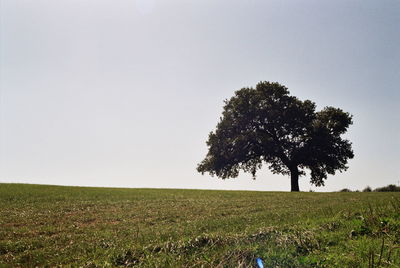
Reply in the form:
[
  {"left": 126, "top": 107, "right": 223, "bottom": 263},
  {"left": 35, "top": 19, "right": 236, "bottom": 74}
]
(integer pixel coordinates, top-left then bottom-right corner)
[{"left": 256, "top": 257, "right": 264, "bottom": 268}]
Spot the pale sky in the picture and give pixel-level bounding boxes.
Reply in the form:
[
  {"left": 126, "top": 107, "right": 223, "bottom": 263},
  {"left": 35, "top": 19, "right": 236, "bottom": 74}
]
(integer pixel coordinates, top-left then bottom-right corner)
[{"left": 1, "top": 0, "right": 399, "bottom": 191}]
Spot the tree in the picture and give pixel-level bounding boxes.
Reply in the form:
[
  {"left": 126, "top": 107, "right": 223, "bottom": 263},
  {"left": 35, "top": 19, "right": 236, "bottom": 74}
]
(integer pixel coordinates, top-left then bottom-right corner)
[{"left": 197, "top": 81, "right": 354, "bottom": 191}]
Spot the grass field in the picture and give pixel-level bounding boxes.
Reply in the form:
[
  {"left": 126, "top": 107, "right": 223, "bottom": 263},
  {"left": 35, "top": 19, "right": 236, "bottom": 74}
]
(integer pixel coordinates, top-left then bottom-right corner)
[{"left": 0, "top": 183, "right": 399, "bottom": 267}]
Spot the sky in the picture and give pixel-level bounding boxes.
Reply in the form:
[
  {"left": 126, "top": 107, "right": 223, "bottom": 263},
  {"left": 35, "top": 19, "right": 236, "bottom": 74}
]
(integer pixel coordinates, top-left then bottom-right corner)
[{"left": 0, "top": 0, "right": 399, "bottom": 192}]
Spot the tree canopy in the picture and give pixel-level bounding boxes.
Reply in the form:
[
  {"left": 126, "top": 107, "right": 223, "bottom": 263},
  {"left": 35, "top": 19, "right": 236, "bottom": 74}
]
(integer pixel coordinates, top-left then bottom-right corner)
[{"left": 197, "top": 81, "right": 354, "bottom": 191}]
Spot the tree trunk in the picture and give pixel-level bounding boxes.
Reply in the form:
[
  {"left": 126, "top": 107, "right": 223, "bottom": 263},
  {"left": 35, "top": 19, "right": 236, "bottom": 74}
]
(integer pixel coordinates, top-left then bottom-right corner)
[{"left": 290, "top": 167, "right": 300, "bottom": 192}]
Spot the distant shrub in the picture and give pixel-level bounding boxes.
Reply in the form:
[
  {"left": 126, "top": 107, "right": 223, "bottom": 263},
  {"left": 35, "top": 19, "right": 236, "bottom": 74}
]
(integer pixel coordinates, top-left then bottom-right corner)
[
  {"left": 374, "top": 184, "right": 400, "bottom": 192},
  {"left": 362, "top": 186, "right": 372, "bottom": 192},
  {"left": 339, "top": 188, "right": 352, "bottom": 192}
]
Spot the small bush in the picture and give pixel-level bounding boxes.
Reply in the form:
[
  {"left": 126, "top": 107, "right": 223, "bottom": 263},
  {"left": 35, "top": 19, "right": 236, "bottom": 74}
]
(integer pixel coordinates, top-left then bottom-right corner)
[
  {"left": 339, "top": 188, "right": 352, "bottom": 192},
  {"left": 362, "top": 186, "right": 372, "bottom": 192}
]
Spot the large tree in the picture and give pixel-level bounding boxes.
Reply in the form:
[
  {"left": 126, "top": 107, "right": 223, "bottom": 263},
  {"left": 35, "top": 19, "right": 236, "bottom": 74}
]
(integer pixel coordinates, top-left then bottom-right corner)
[{"left": 197, "top": 81, "right": 354, "bottom": 191}]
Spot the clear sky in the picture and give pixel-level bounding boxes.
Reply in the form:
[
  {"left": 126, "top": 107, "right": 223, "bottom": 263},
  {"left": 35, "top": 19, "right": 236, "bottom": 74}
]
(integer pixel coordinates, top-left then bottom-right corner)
[{"left": 1, "top": 0, "right": 399, "bottom": 191}]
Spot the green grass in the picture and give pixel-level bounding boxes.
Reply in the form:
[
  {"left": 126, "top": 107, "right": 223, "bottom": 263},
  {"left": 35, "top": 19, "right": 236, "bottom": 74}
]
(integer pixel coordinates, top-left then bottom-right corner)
[{"left": 0, "top": 183, "right": 399, "bottom": 267}]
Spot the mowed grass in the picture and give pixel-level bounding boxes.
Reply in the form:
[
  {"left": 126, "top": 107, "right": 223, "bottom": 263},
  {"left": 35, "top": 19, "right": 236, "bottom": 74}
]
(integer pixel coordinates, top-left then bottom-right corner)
[{"left": 0, "top": 184, "right": 399, "bottom": 267}]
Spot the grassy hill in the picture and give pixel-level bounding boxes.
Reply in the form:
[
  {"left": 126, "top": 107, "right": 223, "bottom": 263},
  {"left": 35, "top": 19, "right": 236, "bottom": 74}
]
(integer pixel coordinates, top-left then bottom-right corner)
[{"left": 0, "top": 183, "right": 399, "bottom": 267}]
